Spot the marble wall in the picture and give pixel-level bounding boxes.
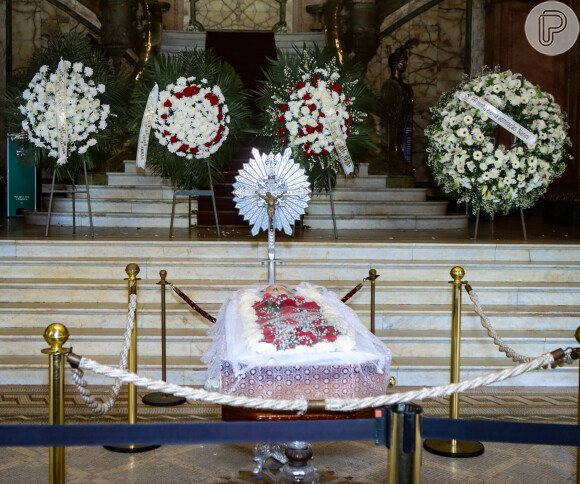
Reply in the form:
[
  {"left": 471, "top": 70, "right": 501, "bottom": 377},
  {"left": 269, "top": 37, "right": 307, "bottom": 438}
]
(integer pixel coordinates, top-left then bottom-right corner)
[{"left": 365, "top": 0, "right": 485, "bottom": 183}]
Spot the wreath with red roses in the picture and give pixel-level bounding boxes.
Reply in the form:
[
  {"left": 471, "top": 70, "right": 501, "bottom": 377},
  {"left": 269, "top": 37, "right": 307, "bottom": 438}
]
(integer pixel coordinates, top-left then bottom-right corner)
[
  {"left": 257, "top": 46, "right": 376, "bottom": 191},
  {"left": 131, "top": 50, "right": 250, "bottom": 190}
]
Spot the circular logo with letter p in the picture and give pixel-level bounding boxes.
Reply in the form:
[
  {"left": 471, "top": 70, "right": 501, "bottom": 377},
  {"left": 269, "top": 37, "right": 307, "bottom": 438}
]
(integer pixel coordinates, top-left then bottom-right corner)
[{"left": 525, "top": 1, "right": 579, "bottom": 55}]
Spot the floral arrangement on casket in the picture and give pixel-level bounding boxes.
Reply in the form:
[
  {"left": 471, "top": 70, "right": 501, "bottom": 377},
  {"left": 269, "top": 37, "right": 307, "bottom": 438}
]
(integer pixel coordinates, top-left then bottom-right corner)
[
  {"left": 256, "top": 46, "right": 376, "bottom": 192},
  {"left": 131, "top": 50, "right": 250, "bottom": 190},
  {"left": 426, "top": 69, "right": 570, "bottom": 215},
  {"left": 238, "top": 286, "right": 356, "bottom": 356},
  {"left": 2, "top": 31, "right": 131, "bottom": 178}
]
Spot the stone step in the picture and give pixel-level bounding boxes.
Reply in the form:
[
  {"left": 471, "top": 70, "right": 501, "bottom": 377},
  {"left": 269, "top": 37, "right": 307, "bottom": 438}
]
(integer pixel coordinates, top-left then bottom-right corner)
[
  {"left": 2, "top": 278, "right": 580, "bottom": 307},
  {"left": 2, "top": 354, "right": 573, "bottom": 387},
  {"left": 304, "top": 214, "right": 469, "bottom": 230},
  {"left": 5, "top": 326, "right": 572, "bottom": 360},
  {"left": 3, "top": 239, "right": 580, "bottom": 262},
  {"left": 1, "top": 302, "right": 578, "bottom": 332},
  {"left": 3, "top": 255, "right": 580, "bottom": 282},
  {"left": 47, "top": 197, "right": 194, "bottom": 215},
  {"left": 46, "top": 183, "right": 174, "bottom": 200},
  {"left": 106, "top": 172, "right": 173, "bottom": 186},
  {"left": 23, "top": 210, "right": 192, "bottom": 229},
  {"left": 305, "top": 200, "right": 448, "bottom": 216}
]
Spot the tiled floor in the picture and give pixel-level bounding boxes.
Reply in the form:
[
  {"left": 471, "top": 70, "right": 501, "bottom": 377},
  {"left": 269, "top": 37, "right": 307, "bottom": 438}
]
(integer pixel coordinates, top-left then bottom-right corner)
[{"left": 0, "top": 386, "right": 578, "bottom": 483}]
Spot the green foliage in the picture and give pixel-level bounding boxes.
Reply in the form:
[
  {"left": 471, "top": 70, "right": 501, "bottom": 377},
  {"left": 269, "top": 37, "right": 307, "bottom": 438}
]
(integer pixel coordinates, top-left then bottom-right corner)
[
  {"left": 130, "top": 49, "right": 251, "bottom": 190},
  {"left": 256, "top": 45, "right": 377, "bottom": 192},
  {"left": 1, "top": 31, "right": 133, "bottom": 180}
]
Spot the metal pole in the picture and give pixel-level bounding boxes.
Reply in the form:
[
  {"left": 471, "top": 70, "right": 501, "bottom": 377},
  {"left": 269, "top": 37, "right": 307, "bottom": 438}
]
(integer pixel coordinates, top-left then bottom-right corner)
[
  {"left": 387, "top": 403, "right": 423, "bottom": 484},
  {"left": 42, "top": 323, "right": 71, "bottom": 484},
  {"left": 365, "top": 269, "right": 379, "bottom": 334},
  {"left": 142, "top": 270, "right": 186, "bottom": 407},
  {"left": 328, "top": 174, "right": 338, "bottom": 239},
  {"left": 424, "top": 267, "right": 484, "bottom": 457},
  {"left": 105, "top": 264, "right": 159, "bottom": 452},
  {"left": 82, "top": 158, "right": 94, "bottom": 237}
]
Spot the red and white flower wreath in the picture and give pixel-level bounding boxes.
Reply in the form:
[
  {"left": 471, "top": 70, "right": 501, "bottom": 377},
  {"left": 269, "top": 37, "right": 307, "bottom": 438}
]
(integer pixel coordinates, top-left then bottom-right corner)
[
  {"left": 154, "top": 76, "right": 230, "bottom": 160},
  {"left": 276, "top": 76, "right": 354, "bottom": 157}
]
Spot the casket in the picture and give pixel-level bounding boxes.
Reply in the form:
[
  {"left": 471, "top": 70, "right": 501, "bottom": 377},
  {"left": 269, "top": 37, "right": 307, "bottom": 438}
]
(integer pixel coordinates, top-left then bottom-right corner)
[{"left": 203, "top": 282, "right": 392, "bottom": 420}]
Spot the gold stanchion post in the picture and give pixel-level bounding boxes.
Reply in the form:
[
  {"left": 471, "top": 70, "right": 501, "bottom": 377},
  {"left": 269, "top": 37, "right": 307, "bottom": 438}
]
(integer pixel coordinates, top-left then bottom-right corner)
[
  {"left": 42, "top": 323, "right": 71, "bottom": 484},
  {"left": 364, "top": 269, "right": 379, "bottom": 334},
  {"left": 386, "top": 403, "right": 423, "bottom": 484},
  {"left": 105, "top": 263, "right": 159, "bottom": 453},
  {"left": 424, "top": 266, "right": 484, "bottom": 457},
  {"left": 142, "top": 270, "right": 186, "bottom": 407}
]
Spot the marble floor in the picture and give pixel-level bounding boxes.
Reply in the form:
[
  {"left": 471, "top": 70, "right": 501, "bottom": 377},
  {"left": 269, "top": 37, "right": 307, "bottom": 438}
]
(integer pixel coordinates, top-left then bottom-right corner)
[{"left": 0, "top": 386, "right": 578, "bottom": 483}]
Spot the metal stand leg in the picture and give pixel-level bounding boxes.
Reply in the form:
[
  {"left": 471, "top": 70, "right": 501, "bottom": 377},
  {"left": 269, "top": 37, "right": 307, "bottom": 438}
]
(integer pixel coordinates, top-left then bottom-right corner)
[
  {"left": 328, "top": 174, "right": 338, "bottom": 239},
  {"left": 188, "top": 196, "right": 192, "bottom": 235},
  {"left": 520, "top": 208, "right": 527, "bottom": 241},
  {"left": 71, "top": 175, "right": 76, "bottom": 235},
  {"left": 169, "top": 190, "right": 177, "bottom": 239},
  {"left": 473, "top": 210, "right": 480, "bottom": 241},
  {"left": 207, "top": 161, "right": 220, "bottom": 237},
  {"left": 45, "top": 171, "right": 57, "bottom": 237},
  {"left": 82, "top": 159, "right": 94, "bottom": 237},
  {"left": 276, "top": 441, "right": 320, "bottom": 484}
]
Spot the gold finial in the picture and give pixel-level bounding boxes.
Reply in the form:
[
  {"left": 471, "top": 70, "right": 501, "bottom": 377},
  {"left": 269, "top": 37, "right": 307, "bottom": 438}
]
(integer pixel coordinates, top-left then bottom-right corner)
[
  {"left": 575, "top": 326, "right": 580, "bottom": 344},
  {"left": 388, "top": 375, "right": 396, "bottom": 388},
  {"left": 43, "top": 323, "right": 69, "bottom": 351},
  {"left": 125, "top": 263, "right": 140, "bottom": 279},
  {"left": 160, "top": 270, "right": 167, "bottom": 281},
  {"left": 450, "top": 266, "right": 465, "bottom": 282}
]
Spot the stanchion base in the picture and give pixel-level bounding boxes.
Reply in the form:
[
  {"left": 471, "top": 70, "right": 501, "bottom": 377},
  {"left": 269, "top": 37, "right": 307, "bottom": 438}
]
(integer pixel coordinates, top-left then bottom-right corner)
[
  {"left": 423, "top": 439, "right": 484, "bottom": 458},
  {"left": 104, "top": 444, "right": 160, "bottom": 454},
  {"left": 142, "top": 392, "right": 186, "bottom": 407}
]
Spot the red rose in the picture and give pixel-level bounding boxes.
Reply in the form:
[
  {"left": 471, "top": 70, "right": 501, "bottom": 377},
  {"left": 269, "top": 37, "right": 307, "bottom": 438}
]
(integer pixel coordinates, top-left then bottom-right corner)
[
  {"left": 346, "top": 129, "right": 351, "bottom": 135},
  {"left": 170, "top": 136, "right": 178, "bottom": 143},
  {"left": 302, "top": 301, "right": 320, "bottom": 310},
  {"left": 175, "top": 92, "right": 183, "bottom": 99},
  {"left": 280, "top": 298, "right": 298, "bottom": 308},
  {"left": 331, "top": 84, "right": 342, "bottom": 93},
  {"left": 179, "top": 144, "right": 189, "bottom": 152},
  {"left": 190, "top": 147, "right": 199, "bottom": 154},
  {"left": 217, "top": 114, "right": 224, "bottom": 121},
  {"left": 321, "top": 149, "right": 330, "bottom": 156},
  {"left": 281, "top": 307, "right": 298, "bottom": 315},
  {"left": 163, "top": 130, "right": 171, "bottom": 136},
  {"left": 264, "top": 333, "right": 276, "bottom": 343},
  {"left": 214, "top": 134, "right": 222, "bottom": 143},
  {"left": 346, "top": 116, "right": 353, "bottom": 126},
  {"left": 320, "top": 112, "right": 325, "bottom": 118},
  {"left": 183, "top": 86, "right": 193, "bottom": 97},
  {"left": 278, "top": 126, "right": 287, "bottom": 134},
  {"left": 205, "top": 141, "right": 212, "bottom": 147},
  {"left": 164, "top": 100, "right": 172, "bottom": 108},
  {"left": 323, "top": 333, "right": 337, "bottom": 342},
  {"left": 191, "top": 86, "right": 200, "bottom": 95},
  {"left": 297, "top": 331, "right": 317, "bottom": 346},
  {"left": 315, "top": 123, "right": 323, "bottom": 133},
  {"left": 311, "top": 76, "right": 320, "bottom": 86},
  {"left": 279, "top": 104, "right": 288, "bottom": 112},
  {"left": 308, "top": 103, "right": 317, "bottom": 111},
  {"left": 297, "top": 81, "right": 306, "bottom": 89},
  {"left": 305, "top": 125, "right": 315, "bottom": 134},
  {"left": 344, "top": 97, "right": 351, "bottom": 104},
  {"left": 303, "top": 93, "right": 312, "bottom": 101},
  {"left": 277, "top": 115, "right": 285, "bottom": 123},
  {"left": 279, "top": 136, "right": 288, "bottom": 144},
  {"left": 161, "top": 114, "right": 168, "bottom": 120}
]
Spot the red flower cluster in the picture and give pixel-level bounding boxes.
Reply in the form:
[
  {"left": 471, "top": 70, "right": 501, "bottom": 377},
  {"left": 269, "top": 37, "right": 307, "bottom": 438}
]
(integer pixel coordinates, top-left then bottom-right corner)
[
  {"left": 160, "top": 84, "right": 226, "bottom": 156},
  {"left": 252, "top": 293, "right": 342, "bottom": 351},
  {"left": 275, "top": 77, "right": 351, "bottom": 155}
]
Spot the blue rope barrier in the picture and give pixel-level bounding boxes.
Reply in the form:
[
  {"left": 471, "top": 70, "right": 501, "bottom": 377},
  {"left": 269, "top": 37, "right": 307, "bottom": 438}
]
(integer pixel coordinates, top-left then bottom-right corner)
[{"left": 0, "top": 416, "right": 578, "bottom": 448}]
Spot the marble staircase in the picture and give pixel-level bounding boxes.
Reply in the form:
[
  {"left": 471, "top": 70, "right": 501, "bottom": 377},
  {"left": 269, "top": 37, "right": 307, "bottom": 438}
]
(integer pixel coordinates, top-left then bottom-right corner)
[
  {"left": 24, "top": 161, "right": 469, "bottom": 231},
  {"left": 0, "top": 238, "right": 578, "bottom": 389}
]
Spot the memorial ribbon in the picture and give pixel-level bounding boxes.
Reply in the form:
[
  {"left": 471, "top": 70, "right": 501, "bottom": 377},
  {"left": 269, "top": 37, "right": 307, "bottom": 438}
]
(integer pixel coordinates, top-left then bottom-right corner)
[
  {"left": 320, "top": 88, "right": 354, "bottom": 175},
  {"left": 136, "top": 83, "right": 159, "bottom": 169},
  {"left": 55, "top": 58, "right": 68, "bottom": 165},
  {"left": 457, "top": 91, "right": 538, "bottom": 147}
]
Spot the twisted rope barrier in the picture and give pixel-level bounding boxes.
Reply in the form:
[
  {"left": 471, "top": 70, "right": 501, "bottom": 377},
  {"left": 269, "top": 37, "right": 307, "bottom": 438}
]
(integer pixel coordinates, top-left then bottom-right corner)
[
  {"left": 70, "top": 294, "right": 137, "bottom": 415},
  {"left": 466, "top": 284, "right": 576, "bottom": 367},
  {"left": 69, "top": 348, "right": 575, "bottom": 414}
]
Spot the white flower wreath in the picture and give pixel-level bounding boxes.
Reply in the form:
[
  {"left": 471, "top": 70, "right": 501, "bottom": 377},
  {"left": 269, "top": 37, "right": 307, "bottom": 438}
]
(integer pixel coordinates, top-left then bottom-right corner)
[
  {"left": 19, "top": 61, "right": 110, "bottom": 164},
  {"left": 153, "top": 76, "right": 230, "bottom": 160},
  {"left": 426, "top": 70, "right": 570, "bottom": 214}
]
